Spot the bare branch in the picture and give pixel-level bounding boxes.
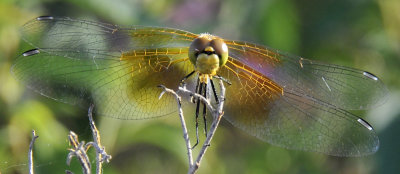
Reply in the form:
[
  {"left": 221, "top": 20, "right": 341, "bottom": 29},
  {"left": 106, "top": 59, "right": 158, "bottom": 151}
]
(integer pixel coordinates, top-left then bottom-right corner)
[
  {"left": 216, "top": 79, "right": 226, "bottom": 116},
  {"left": 66, "top": 104, "right": 111, "bottom": 174},
  {"left": 158, "top": 85, "right": 194, "bottom": 167},
  {"left": 188, "top": 79, "right": 225, "bottom": 174},
  {"left": 67, "top": 131, "right": 91, "bottom": 174},
  {"left": 87, "top": 104, "right": 112, "bottom": 174},
  {"left": 190, "top": 112, "right": 223, "bottom": 173},
  {"left": 28, "top": 130, "right": 39, "bottom": 174},
  {"left": 159, "top": 79, "right": 226, "bottom": 174},
  {"left": 178, "top": 84, "right": 215, "bottom": 112}
]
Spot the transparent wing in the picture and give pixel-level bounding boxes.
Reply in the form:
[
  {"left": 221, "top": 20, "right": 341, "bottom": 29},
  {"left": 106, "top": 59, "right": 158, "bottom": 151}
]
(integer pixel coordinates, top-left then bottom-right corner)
[
  {"left": 12, "top": 16, "right": 197, "bottom": 119},
  {"left": 13, "top": 16, "right": 384, "bottom": 155},
  {"left": 21, "top": 16, "right": 198, "bottom": 54},
  {"left": 225, "top": 40, "right": 388, "bottom": 110},
  {"left": 218, "top": 57, "right": 379, "bottom": 156}
]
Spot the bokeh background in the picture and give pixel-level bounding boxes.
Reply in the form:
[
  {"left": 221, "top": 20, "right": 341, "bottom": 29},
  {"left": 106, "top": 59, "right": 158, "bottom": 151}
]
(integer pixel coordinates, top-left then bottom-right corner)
[{"left": 1, "top": 0, "right": 400, "bottom": 173}]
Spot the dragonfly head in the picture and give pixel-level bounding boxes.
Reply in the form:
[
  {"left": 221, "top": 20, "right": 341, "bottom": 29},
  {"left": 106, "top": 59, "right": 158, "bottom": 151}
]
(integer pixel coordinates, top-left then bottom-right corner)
[{"left": 189, "top": 33, "right": 228, "bottom": 76}]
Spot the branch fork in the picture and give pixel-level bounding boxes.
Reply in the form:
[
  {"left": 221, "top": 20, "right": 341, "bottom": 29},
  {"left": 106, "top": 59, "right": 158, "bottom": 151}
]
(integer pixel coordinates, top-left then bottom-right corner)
[
  {"left": 159, "top": 79, "right": 226, "bottom": 174},
  {"left": 66, "top": 104, "right": 112, "bottom": 174}
]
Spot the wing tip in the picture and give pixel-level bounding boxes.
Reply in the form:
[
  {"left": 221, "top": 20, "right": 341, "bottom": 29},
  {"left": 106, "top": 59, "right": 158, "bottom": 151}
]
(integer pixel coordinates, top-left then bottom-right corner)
[
  {"left": 36, "top": 16, "right": 54, "bottom": 21},
  {"left": 22, "top": 48, "right": 40, "bottom": 57},
  {"left": 363, "top": 71, "right": 379, "bottom": 81},
  {"left": 357, "top": 118, "right": 374, "bottom": 131}
]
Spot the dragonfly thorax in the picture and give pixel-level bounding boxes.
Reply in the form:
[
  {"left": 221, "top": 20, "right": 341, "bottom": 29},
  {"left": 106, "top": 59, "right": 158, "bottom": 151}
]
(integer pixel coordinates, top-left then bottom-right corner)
[{"left": 189, "top": 33, "right": 228, "bottom": 76}]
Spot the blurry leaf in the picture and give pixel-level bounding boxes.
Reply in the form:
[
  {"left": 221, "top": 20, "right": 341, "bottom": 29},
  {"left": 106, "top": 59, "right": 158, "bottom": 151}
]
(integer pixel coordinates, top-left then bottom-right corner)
[
  {"left": 259, "top": 0, "right": 299, "bottom": 53},
  {"left": 10, "top": 100, "right": 68, "bottom": 159},
  {"left": 265, "top": 146, "right": 291, "bottom": 173}
]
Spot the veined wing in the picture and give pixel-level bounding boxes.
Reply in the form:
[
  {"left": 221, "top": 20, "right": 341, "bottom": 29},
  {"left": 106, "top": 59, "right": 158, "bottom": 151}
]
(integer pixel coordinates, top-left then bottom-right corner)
[
  {"left": 225, "top": 40, "right": 388, "bottom": 110},
  {"left": 218, "top": 56, "right": 379, "bottom": 156},
  {"left": 21, "top": 16, "right": 198, "bottom": 54},
  {"left": 12, "top": 16, "right": 197, "bottom": 119},
  {"left": 219, "top": 40, "right": 385, "bottom": 156}
]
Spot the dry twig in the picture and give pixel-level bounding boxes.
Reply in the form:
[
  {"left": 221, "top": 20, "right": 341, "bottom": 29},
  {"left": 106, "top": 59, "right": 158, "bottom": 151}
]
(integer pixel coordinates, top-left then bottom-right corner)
[
  {"left": 159, "top": 79, "right": 226, "bottom": 174},
  {"left": 28, "top": 130, "right": 39, "bottom": 174},
  {"left": 66, "top": 104, "right": 111, "bottom": 174},
  {"left": 67, "top": 131, "right": 91, "bottom": 174},
  {"left": 87, "top": 104, "right": 112, "bottom": 173}
]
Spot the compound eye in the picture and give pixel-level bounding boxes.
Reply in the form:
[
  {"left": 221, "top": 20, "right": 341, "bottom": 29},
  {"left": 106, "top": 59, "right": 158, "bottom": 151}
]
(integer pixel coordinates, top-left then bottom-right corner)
[
  {"left": 210, "top": 39, "right": 228, "bottom": 58},
  {"left": 189, "top": 37, "right": 211, "bottom": 65},
  {"left": 190, "top": 37, "right": 209, "bottom": 54}
]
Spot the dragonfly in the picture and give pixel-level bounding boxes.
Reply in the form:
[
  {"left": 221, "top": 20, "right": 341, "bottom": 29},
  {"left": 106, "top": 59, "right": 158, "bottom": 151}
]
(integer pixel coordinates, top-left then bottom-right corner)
[{"left": 12, "top": 16, "right": 388, "bottom": 157}]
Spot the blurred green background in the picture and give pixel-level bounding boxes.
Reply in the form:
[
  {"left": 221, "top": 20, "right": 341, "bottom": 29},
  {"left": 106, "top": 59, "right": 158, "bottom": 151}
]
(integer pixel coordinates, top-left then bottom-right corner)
[{"left": 1, "top": 0, "right": 400, "bottom": 173}]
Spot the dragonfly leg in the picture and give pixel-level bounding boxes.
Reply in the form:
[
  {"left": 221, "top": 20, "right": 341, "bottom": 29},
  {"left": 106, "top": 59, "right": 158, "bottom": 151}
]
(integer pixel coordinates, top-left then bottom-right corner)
[
  {"left": 210, "top": 79, "right": 219, "bottom": 104},
  {"left": 215, "top": 74, "right": 232, "bottom": 85},
  {"left": 202, "top": 82, "right": 208, "bottom": 137},
  {"left": 180, "top": 70, "right": 195, "bottom": 85},
  {"left": 191, "top": 77, "right": 200, "bottom": 103},
  {"left": 192, "top": 82, "right": 203, "bottom": 149}
]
